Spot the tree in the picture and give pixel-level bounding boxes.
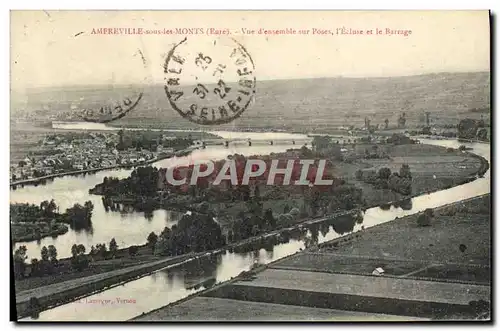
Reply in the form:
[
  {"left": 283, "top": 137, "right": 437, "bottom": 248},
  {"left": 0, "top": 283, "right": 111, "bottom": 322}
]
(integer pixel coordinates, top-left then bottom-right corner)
[
  {"left": 117, "top": 129, "right": 125, "bottom": 150},
  {"left": 65, "top": 202, "right": 93, "bottom": 230},
  {"left": 28, "top": 297, "right": 41, "bottom": 318},
  {"left": 30, "top": 258, "right": 40, "bottom": 277},
  {"left": 254, "top": 185, "right": 260, "bottom": 198},
  {"left": 227, "top": 230, "right": 234, "bottom": 243},
  {"left": 44, "top": 199, "right": 57, "bottom": 216},
  {"left": 70, "top": 244, "right": 88, "bottom": 271},
  {"left": 300, "top": 145, "right": 313, "bottom": 158},
  {"left": 71, "top": 244, "right": 86, "bottom": 257},
  {"left": 166, "top": 213, "right": 226, "bottom": 254},
  {"left": 128, "top": 245, "right": 139, "bottom": 257},
  {"left": 14, "top": 246, "right": 28, "bottom": 279},
  {"left": 109, "top": 238, "right": 118, "bottom": 258},
  {"left": 312, "top": 136, "right": 332, "bottom": 152},
  {"left": 458, "top": 118, "right": 480, "bottom": 139},
  {"left": 388, "top": 173, "right": 412, "bottom": 195},
  {"left": 363, "top": 169, "right": 378, "bottom": 184},
  {"left": 71, "top": 244, "right": 78, "bottom": 257},
  {"left": 417, "top": 213, "right": 431, "bottom": 227},
  {"left": 95, "top": 243, "right": 107, "bottom": 258},
  {"left": 40, "top": 246, "right": 49, "bottom": 262},
  {"left": 147, "top": 232, "right": 158, "bottom": 253},
  {"left": 400, "top": 164, "right": 412, "bottom": 179},
  {"left": 40, "top": 200, "right": 49, "bottom": 215},
  {"left": 378, "top": 167, "right": 392, "bottom": 180},
  {"left": 84, "top": 201, "right": 94, "bottom": 213},
  {"left": 477, "top": 128, "right": 488, "bottom": 141},
  {"left": 155, "top": 227, "right": 173, "bottom": 256},
  {"left": 48, "top": 245, "right": 57, "bottom": 263},
  {"left": 264, "top": 208, "right": 276, "bottom": 230}
]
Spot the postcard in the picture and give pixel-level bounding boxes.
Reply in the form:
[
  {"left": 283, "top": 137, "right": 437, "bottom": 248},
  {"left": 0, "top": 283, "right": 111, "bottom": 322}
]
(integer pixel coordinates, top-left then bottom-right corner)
[{"left": 10, "top": 10, "right": 491, "bottom": 322}]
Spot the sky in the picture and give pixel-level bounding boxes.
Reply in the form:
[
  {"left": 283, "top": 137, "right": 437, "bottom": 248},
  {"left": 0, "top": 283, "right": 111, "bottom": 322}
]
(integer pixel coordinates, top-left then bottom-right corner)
[{"left": 10, "top": 10, "right": 490, "bottom": 90}]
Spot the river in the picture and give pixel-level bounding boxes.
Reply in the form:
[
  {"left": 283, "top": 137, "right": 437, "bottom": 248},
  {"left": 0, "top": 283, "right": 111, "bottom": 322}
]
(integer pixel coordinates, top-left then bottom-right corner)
[
  {"left": 17, "top": 131, "right": 490, "bottom": 321},
  {"left": 11, "top": 126, "right": 310, "bottom": 260}
]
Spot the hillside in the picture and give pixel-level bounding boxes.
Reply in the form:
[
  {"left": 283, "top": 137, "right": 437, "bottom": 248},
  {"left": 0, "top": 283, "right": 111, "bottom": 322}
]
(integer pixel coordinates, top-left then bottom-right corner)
[{"left": 11, "top": 72, "right": 490, "bottom": 132}]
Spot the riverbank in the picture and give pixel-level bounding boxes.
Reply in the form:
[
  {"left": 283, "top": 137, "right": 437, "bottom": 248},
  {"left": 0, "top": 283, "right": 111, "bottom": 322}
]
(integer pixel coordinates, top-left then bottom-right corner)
[
  {"left": 11, "top": 222, "right": 69, "bottom": 244},
  {"left": 19, "top": 152, "right": 490, "bottom": 321},
  {"left": 16, "top": 253, "right": 196, "bottom": 319},
  {"left": 93, "top": 142, "right": 489, "bottom": 234},
  {"left": 134, "top": 194, "right": 490, "bottom": 321},
  {"left": 319, "top": 194, "right": 491, "bottom": 265},
  {"left": 9, "top": 148, "right": 197, "bottom": 189},
  {"left": 16, "top": 203, "right": 357, "bottom": 320},
  {"left": 11, "top": 138, "right": 489, "bottom": 322}
]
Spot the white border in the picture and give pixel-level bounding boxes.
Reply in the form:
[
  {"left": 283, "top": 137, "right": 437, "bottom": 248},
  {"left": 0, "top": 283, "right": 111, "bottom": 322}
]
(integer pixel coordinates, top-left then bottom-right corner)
[{"left": 3, "top": 1, "right": 498, "bottom": 330}]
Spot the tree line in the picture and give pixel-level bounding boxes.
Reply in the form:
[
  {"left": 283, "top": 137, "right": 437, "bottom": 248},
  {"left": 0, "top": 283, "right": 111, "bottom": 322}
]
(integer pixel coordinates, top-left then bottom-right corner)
[
  {"left": 356, "top": 164, "right": 412, "bottom": 196},
  {"left": 11, "top": 200, "right": 94, "bottom": 243}
]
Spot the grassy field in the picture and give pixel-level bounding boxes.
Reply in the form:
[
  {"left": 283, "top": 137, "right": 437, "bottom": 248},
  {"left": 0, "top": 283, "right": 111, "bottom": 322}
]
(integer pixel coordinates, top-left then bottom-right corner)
[
  {"left": 135, "top": 296, "right": 428, "bottom": 321},
  {"left": 413, "top": 264, "right": 490, "bottom": 284},
  {"left": 273, "top": 253, "right": 426, "bottom": 277},
  {"left": 11, "top": 72, "right": 490, "bottom": 132},
  {"left": 10, "top": 125, "right": 50, "bottom": 166},
  {"left": 333, "top": 143, "right": 482, "bottom": 205},
  {"left": 319, "top": 194, "right": 491, "bottom": 281}
]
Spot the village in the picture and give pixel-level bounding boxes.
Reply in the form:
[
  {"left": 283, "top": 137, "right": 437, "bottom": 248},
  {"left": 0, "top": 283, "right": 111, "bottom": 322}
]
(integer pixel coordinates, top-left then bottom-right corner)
[{"left": 9, "top": 131, "right": 178, "bottom": 183}]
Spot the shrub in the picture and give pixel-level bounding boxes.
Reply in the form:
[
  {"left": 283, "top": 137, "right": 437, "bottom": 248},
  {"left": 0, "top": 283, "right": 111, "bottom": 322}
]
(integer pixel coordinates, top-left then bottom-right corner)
[
  {"left": 417, "top": 213, "right": 431, "bottom": 227},
  {"left": 388, "top": 173, "right": 412, "bottom": 195},
  {"left": 378, "top": 167, "right": 392, "bottom": 180},
  {"left": 424, "top": 208, "right": 434, "bottom": 218},
  {"left": 477, "top": 128, "right": 488, "bottom": 141},
  {"left": 440, "top": 206, "right": 457, "bottom": 216},
  {"left": 469, "top": 300, "right": 490, "bottom": 315},
  {"left": 289, "top": 208, "right": 300, "bottom": 217},
  {"left": 373, "top": 179, "right": 389, "bottom": 189},
  {"left": 128, "top": 245, "right": 139, "bottom": 257},
  {"left": 28, "top": 297, "right": 41, "bottom": 318},
  {"left": 363, "top": 169, "right": 378, "bottom": 184},
  {"left": 70, "top": 254, "right": 89, "bottom": 271},
  {"left": 379, "top": 203, "right": 391, "bottom": 210},
  {"left": 400, "top": 164, "right": 412, "bottom": 179}
]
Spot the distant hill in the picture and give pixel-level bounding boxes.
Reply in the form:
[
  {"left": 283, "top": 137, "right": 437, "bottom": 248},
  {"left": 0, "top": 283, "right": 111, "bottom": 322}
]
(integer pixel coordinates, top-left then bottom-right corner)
[{"left": 11, "top": 72, "right": 490, "bottom": 131}]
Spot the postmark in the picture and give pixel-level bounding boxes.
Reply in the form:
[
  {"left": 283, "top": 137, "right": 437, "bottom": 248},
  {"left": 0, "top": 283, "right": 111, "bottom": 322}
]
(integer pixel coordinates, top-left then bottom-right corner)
[
  {"left": 79, "top": 92, "right": 143, "bottom": 123},
  {"left": 78, "top": 48, "right": 147, "bottom": 123},
  {"left": 163, "top": 37, "right": 256, "bottom": 125}
]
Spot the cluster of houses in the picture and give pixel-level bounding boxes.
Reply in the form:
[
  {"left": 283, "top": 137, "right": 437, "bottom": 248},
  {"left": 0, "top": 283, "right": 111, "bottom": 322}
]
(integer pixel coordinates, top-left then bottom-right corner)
[{"left": 11, "top": 133, "right": 162, "bottom": 182}]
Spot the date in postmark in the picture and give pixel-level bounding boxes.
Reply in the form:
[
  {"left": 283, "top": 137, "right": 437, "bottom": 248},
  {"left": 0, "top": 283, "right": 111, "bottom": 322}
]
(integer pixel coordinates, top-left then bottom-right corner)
[{"left": 164, "top": 37, "right": 256, "bottom": 125}]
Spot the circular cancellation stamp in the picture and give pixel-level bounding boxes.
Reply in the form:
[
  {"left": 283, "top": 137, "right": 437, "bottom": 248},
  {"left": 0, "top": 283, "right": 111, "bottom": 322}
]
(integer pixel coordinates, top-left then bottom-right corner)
[
  {"left": 78, "top": 48, "right": 148, "bottom": 123},
  {"left": 79, "top": 93, "right": 143, "bottom": 123},
  {"left": 163, "top": 37, "right": 256, "bottom": 125}
]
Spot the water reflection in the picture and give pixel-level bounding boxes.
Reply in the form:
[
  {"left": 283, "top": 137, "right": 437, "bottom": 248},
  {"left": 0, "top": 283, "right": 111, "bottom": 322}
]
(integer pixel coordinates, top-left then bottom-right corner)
[
  {"left": 393, "top": 198, "right": 413, "bottom": 211},
  {"left": 11, "top": 139, "right": 304, "bottom": 259},
  {"left": 19, "top": 139, "right": 490, "bottom": 321}
]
